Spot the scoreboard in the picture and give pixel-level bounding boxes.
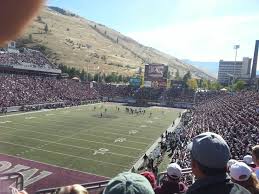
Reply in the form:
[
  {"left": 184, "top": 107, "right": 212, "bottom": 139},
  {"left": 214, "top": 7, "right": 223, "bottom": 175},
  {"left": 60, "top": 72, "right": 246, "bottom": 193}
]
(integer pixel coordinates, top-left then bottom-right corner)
[{"left": 144, "top": 63, "right": 168, "bottom": 88}]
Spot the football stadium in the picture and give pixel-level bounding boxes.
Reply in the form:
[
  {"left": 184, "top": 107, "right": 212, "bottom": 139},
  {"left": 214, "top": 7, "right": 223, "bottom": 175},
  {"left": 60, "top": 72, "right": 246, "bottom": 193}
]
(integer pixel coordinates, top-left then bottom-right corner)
[{"left": 0, "top": 1, "right": 259, "bottom": 194}]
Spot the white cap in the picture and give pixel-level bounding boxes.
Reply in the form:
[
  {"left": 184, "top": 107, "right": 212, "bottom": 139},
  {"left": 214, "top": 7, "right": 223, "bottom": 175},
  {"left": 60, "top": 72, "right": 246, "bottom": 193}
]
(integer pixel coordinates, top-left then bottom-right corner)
[
  {"left": 230, "top": 162, "right": 252, "bottom": 181},
  {"left": 167, "top": 163, "right": 182, "bottom": 179},
  {"left": 243, "top": 155, "right": 254, "bottom": 165},
  {"left": 227, "top": 159, "right": 238, "bottom": 169}
]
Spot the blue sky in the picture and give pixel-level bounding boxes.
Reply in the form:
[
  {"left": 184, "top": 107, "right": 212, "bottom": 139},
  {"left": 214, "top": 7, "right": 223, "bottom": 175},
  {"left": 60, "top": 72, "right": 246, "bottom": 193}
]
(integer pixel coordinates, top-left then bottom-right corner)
[{"left": 48, "top": 0, "right": 259, "bottom": 73}]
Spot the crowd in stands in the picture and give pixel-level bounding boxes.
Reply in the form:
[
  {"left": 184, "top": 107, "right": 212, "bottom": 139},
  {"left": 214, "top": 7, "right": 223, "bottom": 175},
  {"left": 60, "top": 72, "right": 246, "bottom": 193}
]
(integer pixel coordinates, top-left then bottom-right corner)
[
  {"left": 0, "top": 74, "right": 99, "bottom": 108},
  {"left": 0, "top": 49, "right": 57, "bottom": 69},
  {"left": 94, "top": 83, "right": 135, "bottom": 98}
]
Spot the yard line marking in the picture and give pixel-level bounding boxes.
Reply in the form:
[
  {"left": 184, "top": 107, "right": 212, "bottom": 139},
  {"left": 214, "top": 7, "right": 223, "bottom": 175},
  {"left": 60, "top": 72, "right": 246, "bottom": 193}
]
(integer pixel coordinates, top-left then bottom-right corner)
[
  {"left": 25, "top": 117, "right": 36, "bottom": 120},
  {"left": 0, "top": 121, "right": 12, "bottom": 124},
  {"left": 0, "top": 133, "right": 135, "bottom": 158},
  {"left": 8, "top": 121, "right": 155, "bottom": 141},
  {"left": 0, "top": 140, "right": 128, "bottom": 168},
  {"left": 0, "top": 125, "right": 144, "bottom": 151}
]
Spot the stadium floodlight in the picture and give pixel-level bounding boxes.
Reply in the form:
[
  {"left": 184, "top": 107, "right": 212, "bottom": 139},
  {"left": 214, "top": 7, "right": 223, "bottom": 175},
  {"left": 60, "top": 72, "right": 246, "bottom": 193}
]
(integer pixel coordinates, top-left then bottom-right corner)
[
  {"left": 233, "top": 45, "right": 240, "bottom": 50},
  {"left": 232, "top": 44, "right": 240, "bottom": 86}
]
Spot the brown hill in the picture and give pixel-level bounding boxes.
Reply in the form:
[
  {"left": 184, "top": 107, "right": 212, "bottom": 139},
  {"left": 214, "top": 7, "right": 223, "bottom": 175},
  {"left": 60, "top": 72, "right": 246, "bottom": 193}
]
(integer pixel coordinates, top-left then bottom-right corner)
[{"left": 17, "top": 6, "right": 215, "bottom": 79}]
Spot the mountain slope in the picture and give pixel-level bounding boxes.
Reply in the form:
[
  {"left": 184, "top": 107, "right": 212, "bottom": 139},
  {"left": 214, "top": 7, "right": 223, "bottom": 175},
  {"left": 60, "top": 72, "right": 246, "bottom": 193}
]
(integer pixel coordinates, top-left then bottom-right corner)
[{"left": 18, "top": 6, "right": 215, "bottom": 80}]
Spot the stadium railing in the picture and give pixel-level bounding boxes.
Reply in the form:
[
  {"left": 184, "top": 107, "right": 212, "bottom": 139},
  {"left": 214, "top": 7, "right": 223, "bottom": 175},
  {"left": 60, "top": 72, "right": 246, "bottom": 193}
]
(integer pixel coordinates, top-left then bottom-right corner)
[
  {"left": 0, "top": 172, "right": 24, "bottom": 192},
  {"left": 157, "top": 168, "right": 194, "bottom": 186},
  {"left": 35, "top": 168, "right": 194, "bottom": 194},
  {"left": 35, "top": 180, "right": 110, "bottom": 194}
]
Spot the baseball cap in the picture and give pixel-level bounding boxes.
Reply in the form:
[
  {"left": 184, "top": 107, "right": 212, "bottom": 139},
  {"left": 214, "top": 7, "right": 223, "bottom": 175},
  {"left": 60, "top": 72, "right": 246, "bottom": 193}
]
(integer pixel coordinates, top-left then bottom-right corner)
[
  {"left": 227, "top": 159, "right": 238, "bottom": 170},
  {"left": 188, "top": 132, "right": 230, "bottom": 168},
  {"left": 140, "top": 171, "right": 156, "bottom": 188},
  {"left": 103, "top": 172, "right": 154, "bottom": 194},
  {"left": 230, "top": 162, "right": 252, "bottom": 181},
  {"left": 243, "top": 155, "right": 254, "bottom": 165},
  {"left": 167, "top": 163, "right": 182, "bottom": 179}
]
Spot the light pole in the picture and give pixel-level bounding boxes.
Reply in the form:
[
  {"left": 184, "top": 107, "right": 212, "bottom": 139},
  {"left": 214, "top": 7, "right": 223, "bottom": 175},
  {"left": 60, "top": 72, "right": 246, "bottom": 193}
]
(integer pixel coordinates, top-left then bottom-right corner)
[{"left": 233, "top": 45, "right": 240, "bottom": 85}]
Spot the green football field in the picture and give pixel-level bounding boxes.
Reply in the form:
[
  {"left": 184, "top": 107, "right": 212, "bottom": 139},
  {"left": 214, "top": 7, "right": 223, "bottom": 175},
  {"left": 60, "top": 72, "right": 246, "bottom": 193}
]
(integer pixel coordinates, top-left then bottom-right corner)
[{"left": 0, "top": 103, "right": 180, "bottom": 177}]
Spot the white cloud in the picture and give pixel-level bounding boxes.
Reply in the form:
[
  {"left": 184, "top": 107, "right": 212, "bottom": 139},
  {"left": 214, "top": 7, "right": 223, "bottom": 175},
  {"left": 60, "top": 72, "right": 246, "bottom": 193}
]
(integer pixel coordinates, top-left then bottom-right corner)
[{"left": 127, "top": 15, "right": 259, "bottom": 70}]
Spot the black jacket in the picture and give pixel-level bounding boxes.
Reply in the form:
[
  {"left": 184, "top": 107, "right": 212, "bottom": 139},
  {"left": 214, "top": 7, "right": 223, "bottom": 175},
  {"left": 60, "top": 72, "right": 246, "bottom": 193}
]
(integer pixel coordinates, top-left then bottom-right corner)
[{"left": 186, "top": 175, "right": 250, "bottom": 194}]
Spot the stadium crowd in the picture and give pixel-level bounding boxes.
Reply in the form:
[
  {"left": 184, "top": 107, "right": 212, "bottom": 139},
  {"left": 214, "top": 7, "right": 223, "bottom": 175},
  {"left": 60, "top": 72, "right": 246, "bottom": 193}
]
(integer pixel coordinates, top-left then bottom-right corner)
[
  {"left": 0, "top": 49, "right": 57, "bottom": 69},
  {"left": 0, "top": 74, "right": 99, "bottom": 108}
]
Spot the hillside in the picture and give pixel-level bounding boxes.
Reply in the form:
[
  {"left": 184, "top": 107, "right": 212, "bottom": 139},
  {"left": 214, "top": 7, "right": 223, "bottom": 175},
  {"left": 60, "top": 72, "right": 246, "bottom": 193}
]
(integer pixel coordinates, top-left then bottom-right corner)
[{"left": 17, "top": 6, "right": 215, "bottom": 79}]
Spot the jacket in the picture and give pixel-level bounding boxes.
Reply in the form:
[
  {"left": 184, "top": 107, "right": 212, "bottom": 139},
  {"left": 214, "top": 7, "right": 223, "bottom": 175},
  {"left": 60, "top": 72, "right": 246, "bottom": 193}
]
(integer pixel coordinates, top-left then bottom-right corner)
[
  {"left": 155, "top": 179, "right": 187, "bottom": 194},
  {"left": 186, "top": 174, "right": 251, "bottom": 194}
]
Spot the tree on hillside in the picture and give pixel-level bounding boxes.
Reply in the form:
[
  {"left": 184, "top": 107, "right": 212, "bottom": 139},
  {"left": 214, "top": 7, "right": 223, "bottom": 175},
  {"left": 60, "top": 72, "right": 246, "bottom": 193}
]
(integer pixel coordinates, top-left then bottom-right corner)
[
  {"left": 209, "top": 81, "right": 222, "bottom": 90},
  {"left": 233, "top": 80, "right": 245, "bottom": 91},
  {"left": 187, "top": 78, "right": 198, "bottom": 90},
  {"left": 37, "top": 16, "right": 42, "bottom": 22},
  {"left": 44, "top": 24, "right": 49, "bottom": 33},
  {"left": 175, "top": 69, "right": 180, "bottom": 80},
  {"left": 183, "top": 71, "right": 191, "bottom": 88},
  {"left": 116, "top": 37, "right": 119, "bottom": 44}
]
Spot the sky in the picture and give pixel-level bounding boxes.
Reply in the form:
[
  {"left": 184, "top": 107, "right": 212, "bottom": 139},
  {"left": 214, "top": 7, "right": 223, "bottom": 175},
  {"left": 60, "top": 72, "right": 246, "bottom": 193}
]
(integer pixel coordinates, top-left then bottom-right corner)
[{"left": 48, "top": 0, "right": 259, "bottom": 72}]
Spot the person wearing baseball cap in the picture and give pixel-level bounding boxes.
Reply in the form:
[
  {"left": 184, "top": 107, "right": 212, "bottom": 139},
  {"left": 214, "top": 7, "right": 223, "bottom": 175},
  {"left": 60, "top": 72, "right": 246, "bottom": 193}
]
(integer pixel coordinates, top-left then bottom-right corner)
[
  {"left": 230, "top": 162, "right": 259, "bottom": 194},
  {"left": 140, "top": 171, "right": 157, "bottom": 189},
  {"left": 155, "top": 163, "right": 187, "bottom": 194},
  {"left": 243, "top": 155, "right": 256, "bottom": 168},
  {"left": 186, "top": 132, "right": 250, "bottom": 194},
  {"left": 103, "top": 172, "right": 154, "bottom": 194},
  {"left": 252, "top": 145, "right": 259, "bottom": 179}
]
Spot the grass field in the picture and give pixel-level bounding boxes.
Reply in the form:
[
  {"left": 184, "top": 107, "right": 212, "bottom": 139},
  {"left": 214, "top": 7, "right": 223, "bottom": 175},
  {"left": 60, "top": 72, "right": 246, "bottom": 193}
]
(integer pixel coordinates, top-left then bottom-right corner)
[{"left": 0, "top": 103, "right": 180, "bottom": 177}]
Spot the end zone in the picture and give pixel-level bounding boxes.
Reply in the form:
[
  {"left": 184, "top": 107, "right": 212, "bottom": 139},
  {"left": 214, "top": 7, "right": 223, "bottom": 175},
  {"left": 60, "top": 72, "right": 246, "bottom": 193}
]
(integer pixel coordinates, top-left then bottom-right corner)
[{"left": 0, "top": 154, "right": 108, "bottom": 193}]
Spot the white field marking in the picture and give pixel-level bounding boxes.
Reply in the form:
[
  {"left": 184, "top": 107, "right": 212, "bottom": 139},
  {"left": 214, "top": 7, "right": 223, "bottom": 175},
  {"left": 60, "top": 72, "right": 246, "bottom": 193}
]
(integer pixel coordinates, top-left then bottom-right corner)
[
  {"left": 0, "top": 140, "right": 128, "bottom": 168},
  {"left": 22, "top": 118, "right": 154, "bottom": 133},
  {"left": 128, "top": 130, "right": 138, "bottom": 135},
  {"left": 114, "top": 138, "right": 126, "bottom": 143},
  {"left": 25, "top": 117, "right": 36, "bottom": 120},
  {"left": 0, "top": 109, "right": 52, "bottom": 118},
  {"left": 93, "top": 148, "right": 109, "bottom": 155},
  {"left": 0, "top": 125, "right": 144, "bottom": 151},
  {"left": 0, "top": 123, "right": 148, "bottom": 147},
  {"left": 146, "top": 120, "right": 153, "bottom": 123},
  {"left": 154, "top": 117, "right": 160, "bottom": 120},
  {"left": 9, "top": 121, "right": 154, "bottom": 141},
  {"left": 1, "top": 132, "right": 135, "bottom": 158},
  {"left": 62, "top": 111, "right": 70, "bottom": 114},
  {"left": 1, "top": 121, "right": 11, "bottom": 123},
  {"left": 45, "top": 113, "right": 55, "bottom": 116},
  {"left": 2, "top": 152, "right": 110, "bottom": 179},
  {"left": 140, "top": 125, "right": 147, "bottom": 128}
]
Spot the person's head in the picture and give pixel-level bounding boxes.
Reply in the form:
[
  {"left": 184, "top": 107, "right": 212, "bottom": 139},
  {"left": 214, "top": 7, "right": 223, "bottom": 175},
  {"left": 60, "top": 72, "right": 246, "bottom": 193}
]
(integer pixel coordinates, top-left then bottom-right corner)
[
  {"left": 243, "top": 155, "right": 255, "bottom": 168},
  {"left": 230, "top": 162, "right": 259, "bottom": 194},
  {"left": 227, "top": 159, "right": 238, "bottom": 173},
  {"left": 252, "top": 145, "right": 259, "bottom": 166},
  {"left": 140, "top": 171, "right": 157, "bottom": 189},
  {"left": 166, "top": 163, "right": 182, "bottom": 181},
  {"left": 188, "top": 132, "right": 230, "bottom": 178},
  {"left": 58, "top": 184, "right": 88, "bottom": 194},
  {"left": 103, "top": 172, "right": 154, "bottom": 194},
  {"left": 0, "top": 0, "right": 44, "bottom": 45}
]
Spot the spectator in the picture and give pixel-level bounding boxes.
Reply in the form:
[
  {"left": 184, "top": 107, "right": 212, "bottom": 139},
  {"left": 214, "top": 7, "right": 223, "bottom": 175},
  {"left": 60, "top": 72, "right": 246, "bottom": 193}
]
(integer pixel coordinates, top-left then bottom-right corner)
[
  {"left": 227, "top": 159, "right": 238, "bottom": 173},
  {"left": 230, "top": 162, "right": 259, "bottom": 194},
  {"left": 58, "top": 184, "right": 88, "bottom": 194},
  {"left": 141, "top": 171, "right": 157, "bottom": 189},
  {"left": 186, "top": 132, "right": 250, "bottom": 194},
  {"left": 155, "top": 163, "right": 187, "bottom": 194},
  {"left": 243, "top": 155, "right": 256, "bottom": 168},
  {"left": 252, "top": 145, "right": 259, "bottom": 179},
  {"left": 103, "top": 172, "right": 154, "bottom": 194}
]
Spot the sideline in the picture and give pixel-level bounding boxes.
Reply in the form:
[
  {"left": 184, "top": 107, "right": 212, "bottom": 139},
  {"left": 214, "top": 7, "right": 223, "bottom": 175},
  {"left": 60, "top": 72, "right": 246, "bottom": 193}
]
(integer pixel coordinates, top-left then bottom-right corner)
[{"left": 132, "top": 109, "right": 186, "bottom": 171}]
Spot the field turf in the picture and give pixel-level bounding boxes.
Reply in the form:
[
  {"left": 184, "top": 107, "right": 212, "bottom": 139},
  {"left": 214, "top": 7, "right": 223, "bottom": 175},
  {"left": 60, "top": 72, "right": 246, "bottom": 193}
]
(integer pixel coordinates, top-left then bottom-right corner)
[{"left": 0, "top": 103, "right": 180, "bottom": 177}]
